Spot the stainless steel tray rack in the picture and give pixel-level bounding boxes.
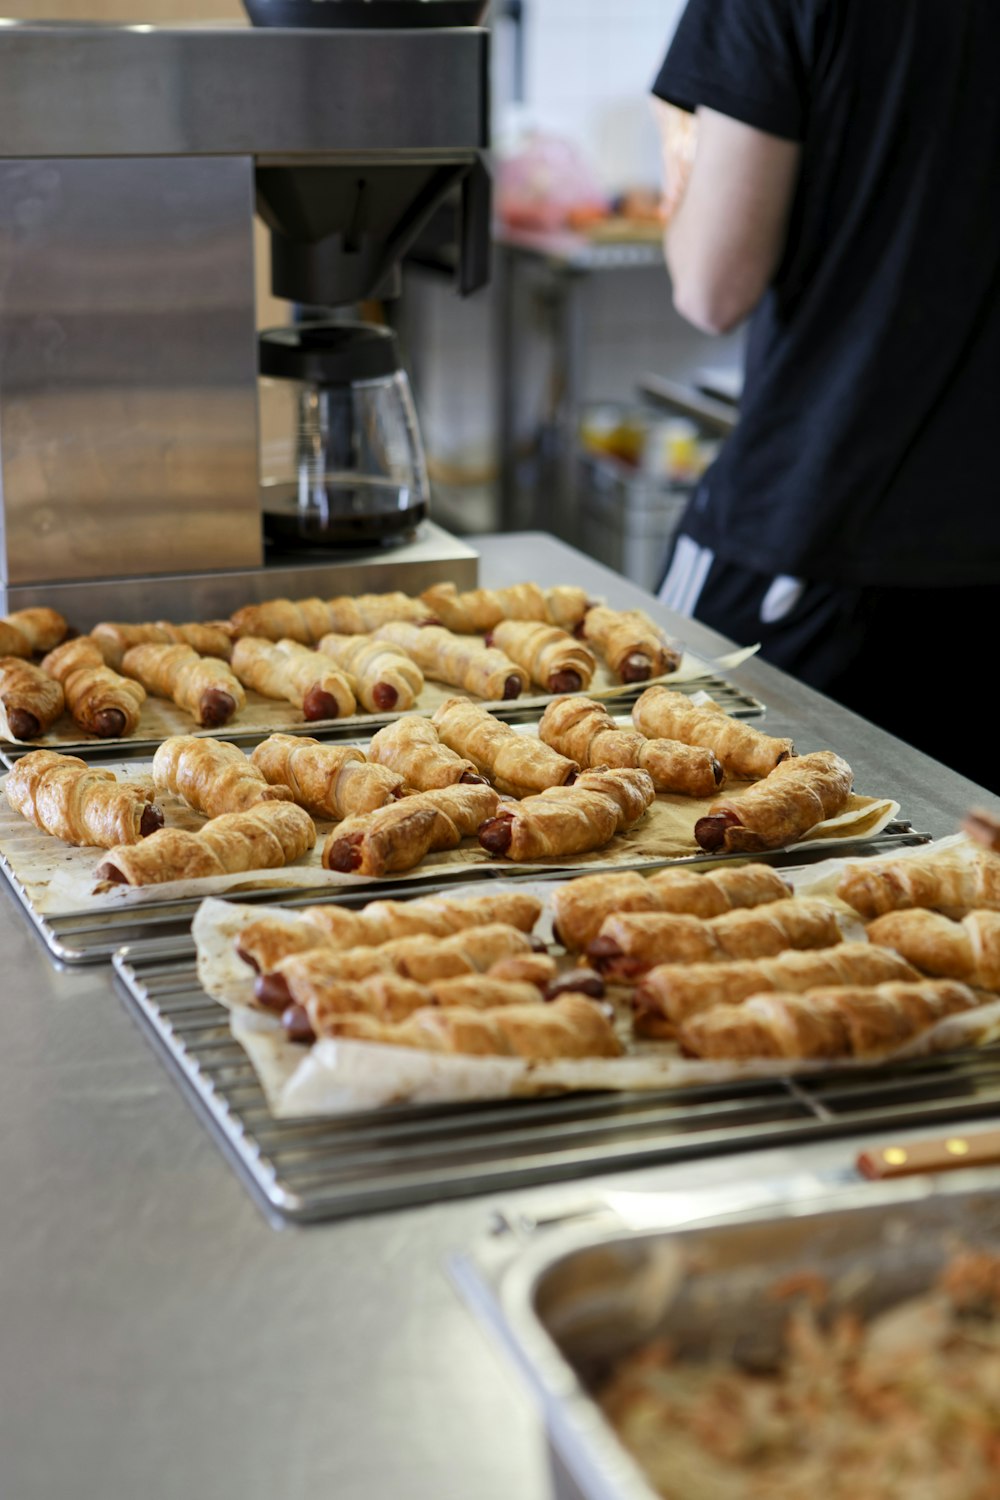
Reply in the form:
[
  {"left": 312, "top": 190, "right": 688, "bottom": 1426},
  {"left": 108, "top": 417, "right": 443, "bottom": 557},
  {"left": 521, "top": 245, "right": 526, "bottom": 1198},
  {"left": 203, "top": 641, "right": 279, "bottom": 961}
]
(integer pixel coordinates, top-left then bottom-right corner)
[{"left": 113, "top": 925, "right": 1000, "bottom": 1226}]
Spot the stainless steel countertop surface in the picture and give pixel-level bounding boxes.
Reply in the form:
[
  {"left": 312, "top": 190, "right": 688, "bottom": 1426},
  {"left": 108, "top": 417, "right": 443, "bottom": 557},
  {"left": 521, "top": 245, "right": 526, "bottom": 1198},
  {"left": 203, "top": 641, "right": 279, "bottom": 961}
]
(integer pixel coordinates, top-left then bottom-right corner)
[{"left": 1, "top": 532, "right": 993, "bottom": 1500}]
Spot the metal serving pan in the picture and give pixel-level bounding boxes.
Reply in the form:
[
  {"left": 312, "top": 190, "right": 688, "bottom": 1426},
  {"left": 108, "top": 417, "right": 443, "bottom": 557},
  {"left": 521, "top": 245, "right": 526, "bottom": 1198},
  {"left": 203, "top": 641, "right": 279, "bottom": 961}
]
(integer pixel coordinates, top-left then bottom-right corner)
[{"left": 456, "top": 1174, "right": 1000, "bottom": 1500}]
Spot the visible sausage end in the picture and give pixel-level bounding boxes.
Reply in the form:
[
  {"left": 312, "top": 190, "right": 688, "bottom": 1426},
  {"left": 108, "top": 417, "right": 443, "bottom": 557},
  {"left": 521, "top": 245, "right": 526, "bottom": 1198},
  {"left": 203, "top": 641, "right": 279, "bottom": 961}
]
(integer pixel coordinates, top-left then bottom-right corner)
[
  {"left": 234, "top": 941, "right": 260, "bottom": 974},
  {"left": 139, "top": 804, "right": 165, "bottom": 838},
  {"left": 323, "top": 832, "right": 364, "bottom": 873},
  {"left": 304, "top": 686, "right": 342, "bottom": 722},
  {"left": 545, "top": 969, "right": 606, "bottom": 1002},
  {"left": 483, "top": 631, "right": 495, "bottom": 649},
  {"left": 502, "top": 675, "right": 523, "bottom": 701},
  {"left": 694, "top": 810, "right": 740, "bottom": 853},
  {"left": 198, "top": 690, "right": 237, "bottom": 728},
  {"left": 92, "top": 708, "right": 127, "bottom": 739},
  {"left": 282, "top": 1003, "right": 316, "bottom": 1045},
  {"left": 710, "top": 754, "right": 725, "bottom": 788},
  {"left": 587, "top": 934, "right": 624, "bottom": 971},
  {"left": 372, "top": 682, "right": 398, "bottom": 712},
  {"left": 7, "top": 707, "right": 41, "bottom": 740},
  {"left": 547, "top": 670, "right": 583, "bottom": 695},
  {"left": 620, "top": 654, "right": 652, "bottom": 684},
  {"left": 460, "top": 770, "right": 489, "bottom": 785},
  {"left": 478, "top": 813, "right": 514, "bottom": 856},
  {"left": 254, "top": 972, "right": 293, "bottom": 1012},
  {"left": 95, "top": 859, "right": 129, "bottom": 885}
]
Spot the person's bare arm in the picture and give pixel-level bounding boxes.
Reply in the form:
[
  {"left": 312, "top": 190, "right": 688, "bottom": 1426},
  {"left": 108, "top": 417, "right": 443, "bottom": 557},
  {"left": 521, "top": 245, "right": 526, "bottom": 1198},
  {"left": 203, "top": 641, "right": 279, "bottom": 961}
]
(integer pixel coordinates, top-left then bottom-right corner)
[{"left": 655, "top": 103, "right": 802, "bottom": 335}]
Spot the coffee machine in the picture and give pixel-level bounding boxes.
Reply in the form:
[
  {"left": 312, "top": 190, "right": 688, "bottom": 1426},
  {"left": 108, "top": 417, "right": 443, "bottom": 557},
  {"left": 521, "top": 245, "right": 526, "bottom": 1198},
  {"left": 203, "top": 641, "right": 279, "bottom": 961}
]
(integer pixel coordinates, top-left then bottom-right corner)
[{"left": 0, "top": 8, "right": 490, "bottom": 625}]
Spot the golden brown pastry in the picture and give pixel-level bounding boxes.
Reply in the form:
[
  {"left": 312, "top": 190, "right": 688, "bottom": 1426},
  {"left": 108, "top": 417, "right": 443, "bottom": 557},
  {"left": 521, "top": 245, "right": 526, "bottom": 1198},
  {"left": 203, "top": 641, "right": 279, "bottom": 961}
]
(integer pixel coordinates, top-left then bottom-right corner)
[
  {"left": 250, "top": 734, "right": 403, "bottom": 819},
  {"left": 325, "top": 593, "right": 434, "bottom": 634},
  {"left": 478, "top": 768, "right": 656, "bottom": 862},
  {"left": 539, "top": 695, "right": 723, "bottom": 797},
  {"left": 487, "top": 620, "right": 597, "bottom": 695},
  {"left": 322, "top": 781, "right": 500, "bottom": 876},
  {"left": 276, "top": 971, "right": 552, "bottom": 1039},
  {"left": 589, "top": 898, "right": 842, "bottom": 979},
  {"left": 679, "top": 980, "right": 979, "bottom": 1061},
  {"left": 368, "top": 717, "right": 485, "bottom": 791},
  {"left": 551, "top": 864, "right": 793, "bottom": 951},
  {"left": 420, "top": 581, "right": 549, "bottom": 633},
  {"left": 632, "top": 689, "right": 794, "bottom": 778},
  {"left": 91, "top": 620, "right": 234, "bottom": 670},
  {"left": 582, "top": 606, "right": 682, "bottom": 683},
  {"left": 544, "top": 586, "right": 593, "bottom": 632},
  {"left": 152, "top": 736, "right": 292, "bottom": 818},
  {"left": 694, "top": 751, "right": 854, "bottom": 853},
  {"left": 316, "top": 632, "right": 424, "bottom": 714},
  {"left": 374, "top": 622, "right": 529, "bottom": 701},
  {"left": 837, "top": 849, "right": 1000, "bottom": 921},
  {"left": 120, "top": 643, "right": 246, "bottom": 729},
  {"left": 5, "top": 749, "right": 163, "bottom": 847},
  {"left": 234, "top": 890, "right": 542, "bottom": 973},
  {"left": 0, "top": 657, "right": 65, "bottom": 740},
  {"left": 432, "top": 697, "right": 577, "bottom": 796},
  {"left": 962, "top": 809, "right": 1000, "bottom": 852},
  {"left": 40, "top": 637, "right": 147, "bottom": 739},
  {"left": 230, "top": 637, "right": 356, "bottom": 721},
  {"left": 0, "top": 608, "right": 70, "bottom": 657},
  {"left": 230, "top": 593, "right": 430, "bottom": 644},
  {"left": 866, "top": 908, "right": 1000, "bottom": 990},
  {"left": 634, "top": 942, "right": 920, "bottom": 1037},
  {"left": 96, "top": 801, "right": 315, "bottom": 886}
]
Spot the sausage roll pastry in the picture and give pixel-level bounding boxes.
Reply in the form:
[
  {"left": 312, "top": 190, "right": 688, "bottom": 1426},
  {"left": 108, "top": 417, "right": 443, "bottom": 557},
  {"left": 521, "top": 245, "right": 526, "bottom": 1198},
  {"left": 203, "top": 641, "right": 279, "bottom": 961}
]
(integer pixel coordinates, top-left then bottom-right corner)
[
  {"left": 432, "top": 697, "right": 577, "bottom": 796},
  {"left": 277, "top": 972, "right": 552, "bottom": 1041},
  {"left": 632, "top": 689, "right": 794, "bottom": 779},
  {"left": 152, "top": 736, "right": 292, "bottom": 818},
  {"left": 40, "top": 637, "right": 147, "bottom": 739},
  {"left": 694, "top": 751, "right": 854, "bottom": 854},
  {"left": 92, "top": 621, "right": 233, "bottom": 670},
  {"left": 316, "top": 632, "right": 424, "bottom": 714},
  {"left": 310, "top": 994, "right": 621, "bottom": 1061},
  {"left": 0, "top": 657, "right": 65, "bottom": 741},
  {"left": 551, "top": 864, "right": 793, "bottom": 951},
  {"left": 963, "top": 809, "right": 1000, "bottom": 852},
  {"left": 234, "top": 890, "right": 542, "bottom": 973},
  {"left": 368, "top": 716, "right": 485, "bottom": 791},
  {"left": 322, "top": 781, "right": 500, "bottom": 876},
  {"left": 589, "top": 898, "right": 842, "bottom": 979},
  {"left": 6, "top": 749, "right": 163, "bottom": 848},
  {"left": 96, "top": 801, "right": 315, "bottom": 886},
  {"left": 633, "top": 942, "right": 920, "bottom": 1038},
  {"left": 230, "top": 593, "right": 429, "bottom": 644},
  {"left": 539, "top": 695, "right": 723, "bottom": 797},
  {"left": 250, "top": 734, "right": 403, "bottom": 820},
  {"left": 325, "top": 592, "right": 433, "bottom": 634},
  {"left": 866, "top": 908, "right": 1000, "bottom": 990},
  {"left": 837, "top": 849, "right": 1000, "bottom": 921},
  {"left": 545, "top": 586, "right": 593, "bottom": 633},
  {"left": 230, "top": 637, "right": 356, "bottom": 721},
  {"left": 487, "top": 621, "right": 597, "bottom": 695},
  {"left": 120, "top": 643, "right": 246, "bottom": 729},
  {"left": 1, "top": 607, "right": 70, "bottom": 657},
  {"left": 374, "top": 621, "right": 529, "bottom": 701},
  {"left": 420, "top": 581, "right": 549, "bottom": 633},
  {"left": 679, "top": 980, "right": 979, "bottom": 1062},
  {"left": 582, "top": 606, "right": 682, "bottom": 683},
  {"left": 478, "top": 768, "right": 656, "bottom": 862}
]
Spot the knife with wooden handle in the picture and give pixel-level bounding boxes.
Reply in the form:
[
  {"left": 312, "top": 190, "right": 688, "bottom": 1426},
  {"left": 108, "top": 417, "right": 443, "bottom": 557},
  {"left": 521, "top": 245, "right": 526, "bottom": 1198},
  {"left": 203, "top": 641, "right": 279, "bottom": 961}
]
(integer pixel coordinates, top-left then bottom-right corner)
[{"left": 858, "top": 1130, "right": 1000, "bottom": 1180}]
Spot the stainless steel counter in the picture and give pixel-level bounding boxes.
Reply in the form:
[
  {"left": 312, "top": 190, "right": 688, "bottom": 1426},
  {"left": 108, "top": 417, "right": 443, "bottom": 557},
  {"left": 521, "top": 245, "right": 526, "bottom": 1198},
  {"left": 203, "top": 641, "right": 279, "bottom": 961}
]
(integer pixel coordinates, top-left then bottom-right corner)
[{"left": 0, "top": 533, "right": 993, "bottom": 1500}]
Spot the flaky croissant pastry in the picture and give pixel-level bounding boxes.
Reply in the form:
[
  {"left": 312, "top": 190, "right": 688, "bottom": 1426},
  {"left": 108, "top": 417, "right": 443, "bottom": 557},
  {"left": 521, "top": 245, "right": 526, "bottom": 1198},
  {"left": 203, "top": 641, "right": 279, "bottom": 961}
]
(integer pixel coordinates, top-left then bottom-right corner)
[
  {"left": 231, "top": 637, "right": 356, "bottom": 720},
  {"left": 250, "top": 734, "right": 403, "bottom": 819},
  {"left": 374, "top": 622, "right": 528, "bottom": 701},
  {"left": 679, "top": 980, "right": 979, "bottom": 1061},
  {"left": 0, "top": 657, "right": 65, "bottom": 740},
  {"left": 432, "top": 697, "right": 577, "bottom": 797},
  {"left": 92, "top": 620, "right": 234, "bottom": 670},
  {"left": 488, "top": 620, "right": 597, "bottom": 695},
  {"left": 41, "top": 637, "right": 146, "bottom": 739},
  {"left": 582, "top": 606, "right": 681, "bottom": 683},
  {"left": 420, "top": 581, "right": 549, "bottom": 633},
  {"left": 120, "top": 643, "right": 245, "bottom": 729},
  {"left": 153, "top": 736, "right": 292, "bottom": 818},
  {"left": 695, "top": 751, "right": 854, "bottom": 853},
  {"left": 867, "top": 908, "right": 1000, "bottom": 991},
  {"left": 539, "top": 695, "right": 723, "bottom": 797},
  {"left": 274, "top": 970, "right": 553, "bottom": 1039},
  {"left": 322, "top": 781, "right": 500, "bottom": 876},
  {"left": 633, "top": 942, "right": 920, "bottom": 1037},
  {"left": 368, "top": 716, "right": 485, "bottom": 792},
  {"left": 478, "top": 767, "right": 655, "bottom": 862},
  {"left": 96, "top": 801, "right": 315, "bottom": 886},
  {"left": 6, "top": 749, "right": 163, "bottom": 847},
  {"left": 632, "top": 688, "right": 794, "bottom": 779},
  {"left": 230, "top": 592, "right": 429, "bottom": 644},
  {"left": 0, "top": 607, "right": 69, "bottom": 658},
  {"left": 316, "top": 632, "right": 424, "bottom": 714},
  {"left": 551, "top": 863, "right": 792, "bottom": 951},
  {"left": 838, "top": 848, "right": 1000, "bottom": 921}
]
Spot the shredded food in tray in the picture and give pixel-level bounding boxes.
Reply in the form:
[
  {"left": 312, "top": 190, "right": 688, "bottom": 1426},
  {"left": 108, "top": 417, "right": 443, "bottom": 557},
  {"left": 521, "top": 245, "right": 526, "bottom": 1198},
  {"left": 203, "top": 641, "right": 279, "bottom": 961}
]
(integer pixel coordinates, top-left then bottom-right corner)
[{"left": 600, "top": 1252, "right": 1000, "bottom": 1500}]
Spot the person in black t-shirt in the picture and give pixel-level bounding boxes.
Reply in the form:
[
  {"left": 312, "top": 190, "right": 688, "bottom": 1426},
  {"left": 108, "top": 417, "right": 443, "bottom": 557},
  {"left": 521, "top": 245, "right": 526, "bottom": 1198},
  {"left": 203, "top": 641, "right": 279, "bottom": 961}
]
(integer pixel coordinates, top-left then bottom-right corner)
[{"left": 651, "top": 0, "right": 1000, "bottom": 790}]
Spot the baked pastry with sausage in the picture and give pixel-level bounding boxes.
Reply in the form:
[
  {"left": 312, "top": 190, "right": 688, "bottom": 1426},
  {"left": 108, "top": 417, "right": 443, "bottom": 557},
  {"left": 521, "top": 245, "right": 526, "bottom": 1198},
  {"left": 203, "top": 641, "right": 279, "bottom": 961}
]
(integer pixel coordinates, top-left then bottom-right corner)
[
  {"left": 694, "top": 751, "right": 854, "bottom": 853},
  {"left": 838, "top": 848, "right": 1000, "bottom": 920},
  {"left": 582, "top": 606, "right": 682, "bottom": 683},
  {"left": 250, "top": 734, "right": 404, "bottom": 820},
  {"left": 632, "top": 688, "right": 794, "bottom": 779},
  {"left": 866, "top": 908, "right": 1000, "bottom": 990},
  {"left": 419, "top": 581, "right": 549, "bottom": 633},
  {"left": 478, "top": 768, "right": 655, "bottom": 862},
  {"left": 322, "top": 781, "right": 500, "bottom": 876},
  {"left": 230, "top": 592, "right": 429, "bottom": 644},
  {"left": 0, "top": 657, "right": 65, "bottom": 740},
  {"left": 432, "top": 697, "right": 577, "bottom": 796},
  {"left": 274, "top": 969, "right": 556, "bottom": 1039},
  {"left": 374, "top": 621, "right": 529, "bottom": 701},
  {"left": 92, "top": 620, "right": 234, "bottom": 669},
  {"left": 120, "top": 643, "right": 246, "bottom": 729},
  {"left": 96, "top": 800, "right": 315, "bottom": 885},
  {"left": 316, "top": 632, "right": 424, "bottom": 714},
  {"left": 368, "top": 716, "right": 485, "bottom": 792},
  {"left": 0, "top": 607, "right": 70, "bottom": 658},
  {"left": 231, "top": 637, "right": 357, "bottom": 721},
  {"left": 487, "top": 620, "right": 597, "bottom": 695},
  {"left": 589, "top": 898, "right": 842, "bottom": 979},
  {"left": 152, "top": 736, "right": 292, "bottom": 818},
  {"left": 539, "top": 695, "right": 723, "bottom": 797},
  {"left": 313, "top": 994, "right": 621, "bottom": 1061},
  {"left": 41, "top": 637, "right": 147, "bottom": 739},
  {"left": 6, "top": 748, "right": 163, "bottom": 847}
]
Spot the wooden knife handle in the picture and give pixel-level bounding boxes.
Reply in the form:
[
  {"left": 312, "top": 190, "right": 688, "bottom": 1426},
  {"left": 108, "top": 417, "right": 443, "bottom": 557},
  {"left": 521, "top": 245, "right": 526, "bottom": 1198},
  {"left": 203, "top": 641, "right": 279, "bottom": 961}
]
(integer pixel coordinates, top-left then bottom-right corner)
[{"left": 858, "top": 1130, "right": 1000, "bottom": 1180}]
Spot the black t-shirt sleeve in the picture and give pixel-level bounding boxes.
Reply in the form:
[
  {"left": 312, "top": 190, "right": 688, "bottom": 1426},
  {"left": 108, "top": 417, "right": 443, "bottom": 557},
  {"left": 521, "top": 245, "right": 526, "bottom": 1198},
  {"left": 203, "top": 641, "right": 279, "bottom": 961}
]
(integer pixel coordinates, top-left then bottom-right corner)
[{"left": 653, "top": 0, "right": 809, "bottom": 142}]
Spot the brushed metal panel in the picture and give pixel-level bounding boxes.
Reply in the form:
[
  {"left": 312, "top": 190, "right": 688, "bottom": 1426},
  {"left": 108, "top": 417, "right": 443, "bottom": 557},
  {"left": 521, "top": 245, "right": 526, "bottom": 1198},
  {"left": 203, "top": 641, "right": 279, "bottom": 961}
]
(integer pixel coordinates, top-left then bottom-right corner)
[{"left": 0, "top": 156, "right": 262, "bottom": 585}]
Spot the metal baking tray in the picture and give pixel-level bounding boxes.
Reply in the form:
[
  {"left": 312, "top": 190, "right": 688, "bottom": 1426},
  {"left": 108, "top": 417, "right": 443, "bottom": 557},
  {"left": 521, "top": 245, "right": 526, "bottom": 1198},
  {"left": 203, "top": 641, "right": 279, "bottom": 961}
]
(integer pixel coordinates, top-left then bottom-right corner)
[
  {"left": 453, "top": 1174, "right": 1000, "bottom": 1500},
  {"left": 113, "top": 917, "right": 1000, "bottom": 1225}
]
